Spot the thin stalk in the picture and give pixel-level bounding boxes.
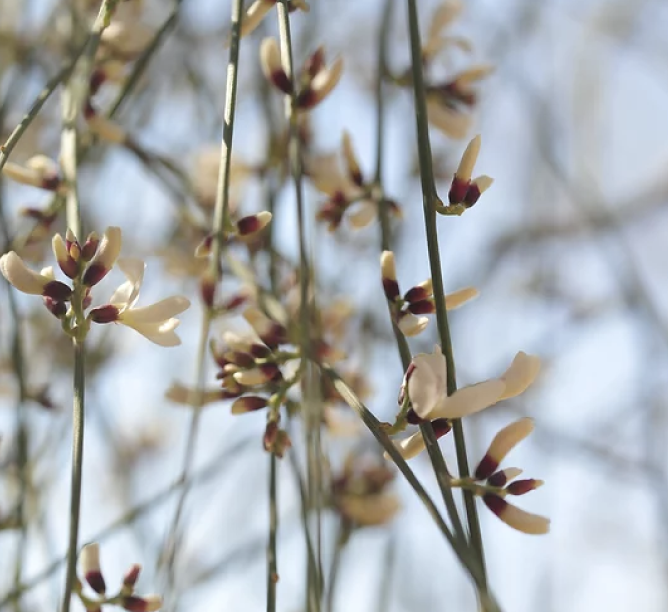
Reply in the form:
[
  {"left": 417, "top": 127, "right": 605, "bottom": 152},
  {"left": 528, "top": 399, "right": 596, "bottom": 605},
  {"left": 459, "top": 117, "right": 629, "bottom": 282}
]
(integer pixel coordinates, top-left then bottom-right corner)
[
  {"left": 275, "top": 2, "right": 323, "bottom": 609},
  {"left": 60, "top": 342, "right": 86, "bottom": 612},
  {"left": 404, "top": 0, "right": 488, "bottom": 588},
  {"left": 267, "top": 453, "right": 278, "bottom": 612},
  {"left": 58, "top": 3, "right": 112, "bottom": 605},
  {"left": 321, "top": 366, "right": 500, "bottom": 612},
  {"left": 326, "top": 522, "right": 351, "bottom": 612},
  {"left": 374, "top": 0, "right": 467, "bottom": 549},
  {"left": 162, "top": 0, "right": 244, "bottom": 602},
  {"left": 3, "top": 435, "right": 255, "bottom": 608}
]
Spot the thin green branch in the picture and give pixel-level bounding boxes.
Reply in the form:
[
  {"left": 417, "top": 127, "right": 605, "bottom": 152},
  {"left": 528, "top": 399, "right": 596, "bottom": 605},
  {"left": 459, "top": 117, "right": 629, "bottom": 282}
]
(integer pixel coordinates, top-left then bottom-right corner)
[
  {"left": 404, "top": 0, "right": 489, "bottom": 590},
  {"left": 161, "top": 0, "right": 244, "bottom": 604},
  {"left": 275, "top": 3, "right": 323, "bottom": 609},
  {"left": 267, "top": 453, "right": 278, "bottom": 612},
  {"left": 320, "top": 365, "right": 500, "bottom": 612}
]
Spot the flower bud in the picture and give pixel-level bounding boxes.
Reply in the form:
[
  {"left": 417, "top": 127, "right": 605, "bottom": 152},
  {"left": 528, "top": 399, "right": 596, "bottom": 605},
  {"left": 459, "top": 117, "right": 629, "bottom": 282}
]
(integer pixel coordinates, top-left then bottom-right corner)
[
  {"left": 380, "top": 251, "right": 400, "bottom": 301},
  {"left": 52, "top": 234, "right": 78, "bottom": 278},
  {"left": 82, "top": 227, "right": 122, "bottom": 286},
  {"left": 236, "top": 211, "right": 272, "bottom": 238},
  {"left": 260, "top": 38, "right": 292, "bottom": 94},
  {"left": 80, "top": 543, "right": 106, "bottom": 595},
  {"left": 121, "top": 594, "right": 162, "bottom": 612},
  {"left": 231, "top": 395, "right": 268, "bottom": 414}
]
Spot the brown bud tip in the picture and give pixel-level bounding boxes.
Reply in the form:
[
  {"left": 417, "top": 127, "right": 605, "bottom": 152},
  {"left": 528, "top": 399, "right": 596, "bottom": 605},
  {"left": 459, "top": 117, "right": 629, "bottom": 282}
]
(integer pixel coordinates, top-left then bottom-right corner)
[
  {"left": 89, "top": 304, "right": 121, "bottom": 324},
  {"left": 448, "top": 176, "right": 470, "bottom": 204},
  {"left": 403, "top": 285, "right": 430, "bottom": 304},
  {"left": 123, "top": 564, "right": 142, "bottom": 589},
  {"left": 474, "top": 454, "right": 499, "bottom": 481},
  {"left": 85, "top": 570, "right": 107, "bottom": 595},
  {"left": 506, "top": 479, "right": 544, "bottom": 496},
  {"left": 405, "top": 408, "right": 422, "bottom": 425},
  {"left": 231, "top": 395, "right": 268, "bottom": 415},
  {"left": 43, "top": 280, "right": 72, "bottom": 301},
  {"left": 82, "top": 263, "right": 109, "bottom": 287},
  {"left": 407, "top": 299, "right": 435, "bottom": 315},
  {"left": 44, "top": 297, "right": 67, "bottom": 319},
  {"left": 382, "top": 278, "right": 401, "bottom": 302},
  {"left": 432, "top": 419, "right": 452, "bottom": 438},
  {"left": 81, "top": 233, "right": 100, "bottom": 261}
]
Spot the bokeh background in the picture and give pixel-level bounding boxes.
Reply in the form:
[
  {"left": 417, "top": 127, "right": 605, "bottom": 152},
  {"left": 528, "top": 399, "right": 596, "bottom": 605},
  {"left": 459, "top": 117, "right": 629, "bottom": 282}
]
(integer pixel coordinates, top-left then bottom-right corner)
[{"left": 2, "top": 0, "right": 668, "bottom": 611}]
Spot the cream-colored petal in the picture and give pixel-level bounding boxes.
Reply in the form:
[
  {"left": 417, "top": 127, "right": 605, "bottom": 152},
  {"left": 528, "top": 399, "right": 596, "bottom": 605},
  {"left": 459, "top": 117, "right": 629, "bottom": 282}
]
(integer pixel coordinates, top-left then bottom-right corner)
[
  {"left": 347, "top": 200, "right": 376, "bottom": 229},
  {"left": 444, "top": 286, "right": 478, "bottom": 310},
  {"left": 121, "top": 296, "right": 190, "bottom": 324},
  {"left": 388, "top": 431, "right": 427, "bottom": 460},
  {"left": 408, "top": 346, "right": 446, "bottom": 419},
  {"left": 497, "top": 502, "right": 550, "bottom": 535},
  {"left": 398, "top": 312, "right": 429, "bottom": 337},
  {"left": 338, "top": 493, "right": 400, "bottom": 526},
  {"left": 310, "top": 57, "right": 343, "bottom": 102},
  {"left": 241, "top": 0, "right": 273, "bottom": 38},
  {"left": 110, "top": 257, "right": 145, "bottom": 307},
  {"left": 119, "top": 318, "right": 182, "bottom": 346},
  {"left": 485, "top": 418, "right": 534, "bottom": 464},
  {"left": 90, "top": 226, "right": 122, "bottom": 272},
  {"left": 498, "top": 352, "right": 541, "bottom": 400},
  {"left": 426, "top": 97, "right": 472, "bottom": 139},
  {"left": 431, "top": 379, "right": 505, "bottom": 420},
  {"left": 0, "top": 251, "right": 50, "bottom": 294}
]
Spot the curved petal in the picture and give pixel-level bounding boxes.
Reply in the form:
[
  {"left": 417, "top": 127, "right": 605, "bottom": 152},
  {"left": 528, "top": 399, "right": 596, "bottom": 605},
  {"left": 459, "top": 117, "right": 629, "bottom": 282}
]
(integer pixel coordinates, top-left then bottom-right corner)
[
  {"left": 121, "top": 296, "right": 190, "bottom": 324},
  {"left": 110, "top": 258, "right": 145, "bottom": 308},
  {"left": 444, "top": 286, "right": 478, "bottom": 310},
  {"left": 398, "top": 312, "right": 429, "bottom": 337},
  {"left": 498, "top": 352, "right": 541, "bottom": 400},
  {"left": 347, "top": 200, "right": 376, "bottom": 229},
  {"left": 384, "top": 431, "right": 426, "bottom": 461},
  {"left": 0, "top": 251, "right": 50, "bottom": 294},
  {"left": 431, "top": 379, "right": 505, "bottom": 420},
  {"left": 120, "top": 318, "right": 182, "bottom": 346},
  {"left": 408, "top": 346, "right": 447, "bottom": 419}
]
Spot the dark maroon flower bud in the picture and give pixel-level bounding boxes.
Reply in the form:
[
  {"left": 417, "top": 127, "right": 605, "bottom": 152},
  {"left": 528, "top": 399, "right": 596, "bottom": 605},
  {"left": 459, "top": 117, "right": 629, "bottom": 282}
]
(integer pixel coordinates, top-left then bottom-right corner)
[
  {"left": 43, "top": 280, "right": 73, "bottom": 301},
  {"left": 448, "top": 176, "right": 470, "bottom": 204},
  {"left": 89, "top": 304, "right": 120, "bottom": 324},
  {"left": 407, "top": 299, "right": 435, "bottom": 315},
  {"left": 432, "top": 419, "right": 452, "bottom": 439},
  {"left": 44, "top": 297, "right": 67, "bottom": 319}
]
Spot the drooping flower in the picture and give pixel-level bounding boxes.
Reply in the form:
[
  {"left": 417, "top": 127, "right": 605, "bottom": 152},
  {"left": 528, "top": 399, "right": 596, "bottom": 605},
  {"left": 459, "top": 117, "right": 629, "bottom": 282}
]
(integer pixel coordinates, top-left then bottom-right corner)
[{"left": 89, "top": 258, "right": 190, "bottom": 346}]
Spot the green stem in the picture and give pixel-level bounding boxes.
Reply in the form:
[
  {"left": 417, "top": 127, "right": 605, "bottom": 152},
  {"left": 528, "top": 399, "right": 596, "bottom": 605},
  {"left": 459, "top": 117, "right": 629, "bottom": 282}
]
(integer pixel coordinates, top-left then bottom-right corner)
[
  {"left": 321, "top": 366, "right": 500, "bottom": 612},
  {"left": 162, "top": 0, "right": 244, "bottom": 601},
  {"left": 267, "top": 453, "right": 278, "bottom": 612},
  {"left": 60, "top": 341, "right": 85, "bottom": 612},
  {"left": 404, "top": 0, "right": 488, "bottom": 590},
  {"left": 275, "top": 3, "right": 323, "bottom": 609},
  {"left": 326, "top": 522, "right": 351, "bottom": 612}
]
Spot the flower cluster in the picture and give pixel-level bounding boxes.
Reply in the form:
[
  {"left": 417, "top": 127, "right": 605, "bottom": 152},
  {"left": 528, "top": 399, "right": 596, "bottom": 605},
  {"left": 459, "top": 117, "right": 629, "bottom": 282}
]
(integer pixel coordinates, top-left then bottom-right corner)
[
  {"left": 309, "top": 132, "right": 401, "bottom": 231},
  {"left": 388, "top": 343, "right": 547, "bottom": 534},
  {"left": 77, "top": 543, "right": 162, "bottom": 611},
  {"left": 331, "top": 454, "right": 400, "bottom": 528},
  {"left": 394, "top": 1, "right": 492, "bottom": 139},
  {"left": 0, "top": 227, "right": 190, "bottom": 346},
  {"left": 380, "top": 251, "right": 477, "bottom": 337},
  {"left": 260, "top": 38, "right": 342, "bottom": 110},
  {"left": 212, "top": 307, "right": 294, "bottom": 456},
  {"left": 472, "top": 418, "right": 549, "bottom": 535}
]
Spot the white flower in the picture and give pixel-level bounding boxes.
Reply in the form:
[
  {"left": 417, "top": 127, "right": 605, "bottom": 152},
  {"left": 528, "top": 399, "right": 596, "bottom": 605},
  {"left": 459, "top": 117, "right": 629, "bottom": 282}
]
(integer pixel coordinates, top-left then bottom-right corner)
[
  {"left": 0, "top": 251, "right": 72, "bottom": 300},
  {"left": 90, "top": 258, "right": 190, "bottom": 346},
  {"left": 391, "top": 346, "right": 540, "bottom": 459}
]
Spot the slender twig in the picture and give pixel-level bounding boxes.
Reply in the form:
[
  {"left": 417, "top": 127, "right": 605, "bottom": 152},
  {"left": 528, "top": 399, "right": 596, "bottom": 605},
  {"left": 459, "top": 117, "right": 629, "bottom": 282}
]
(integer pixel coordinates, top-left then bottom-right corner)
[
  {"left": 267, "top": 452, "right": 278, "bottom": 612},
  {"left": 404, "top": 0, "right": 488, "bottom": 587},
  {"left": 0, "top": 42, "right": 87, "bottom": 174},
  {"left": 275, "top": 2, "right": 323, "bottom": 609},
  {"left": 2, "top": 435, "right": 255, "bottom": 608},
  {"left": 161, "top": 0, "right": 244, "bottom": 604},
  {"left": 321, "top": 365, "right": 500, "bottom": 612},
  {"left": 325, "top": 522, "right": 351, "bottom": 612}
]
